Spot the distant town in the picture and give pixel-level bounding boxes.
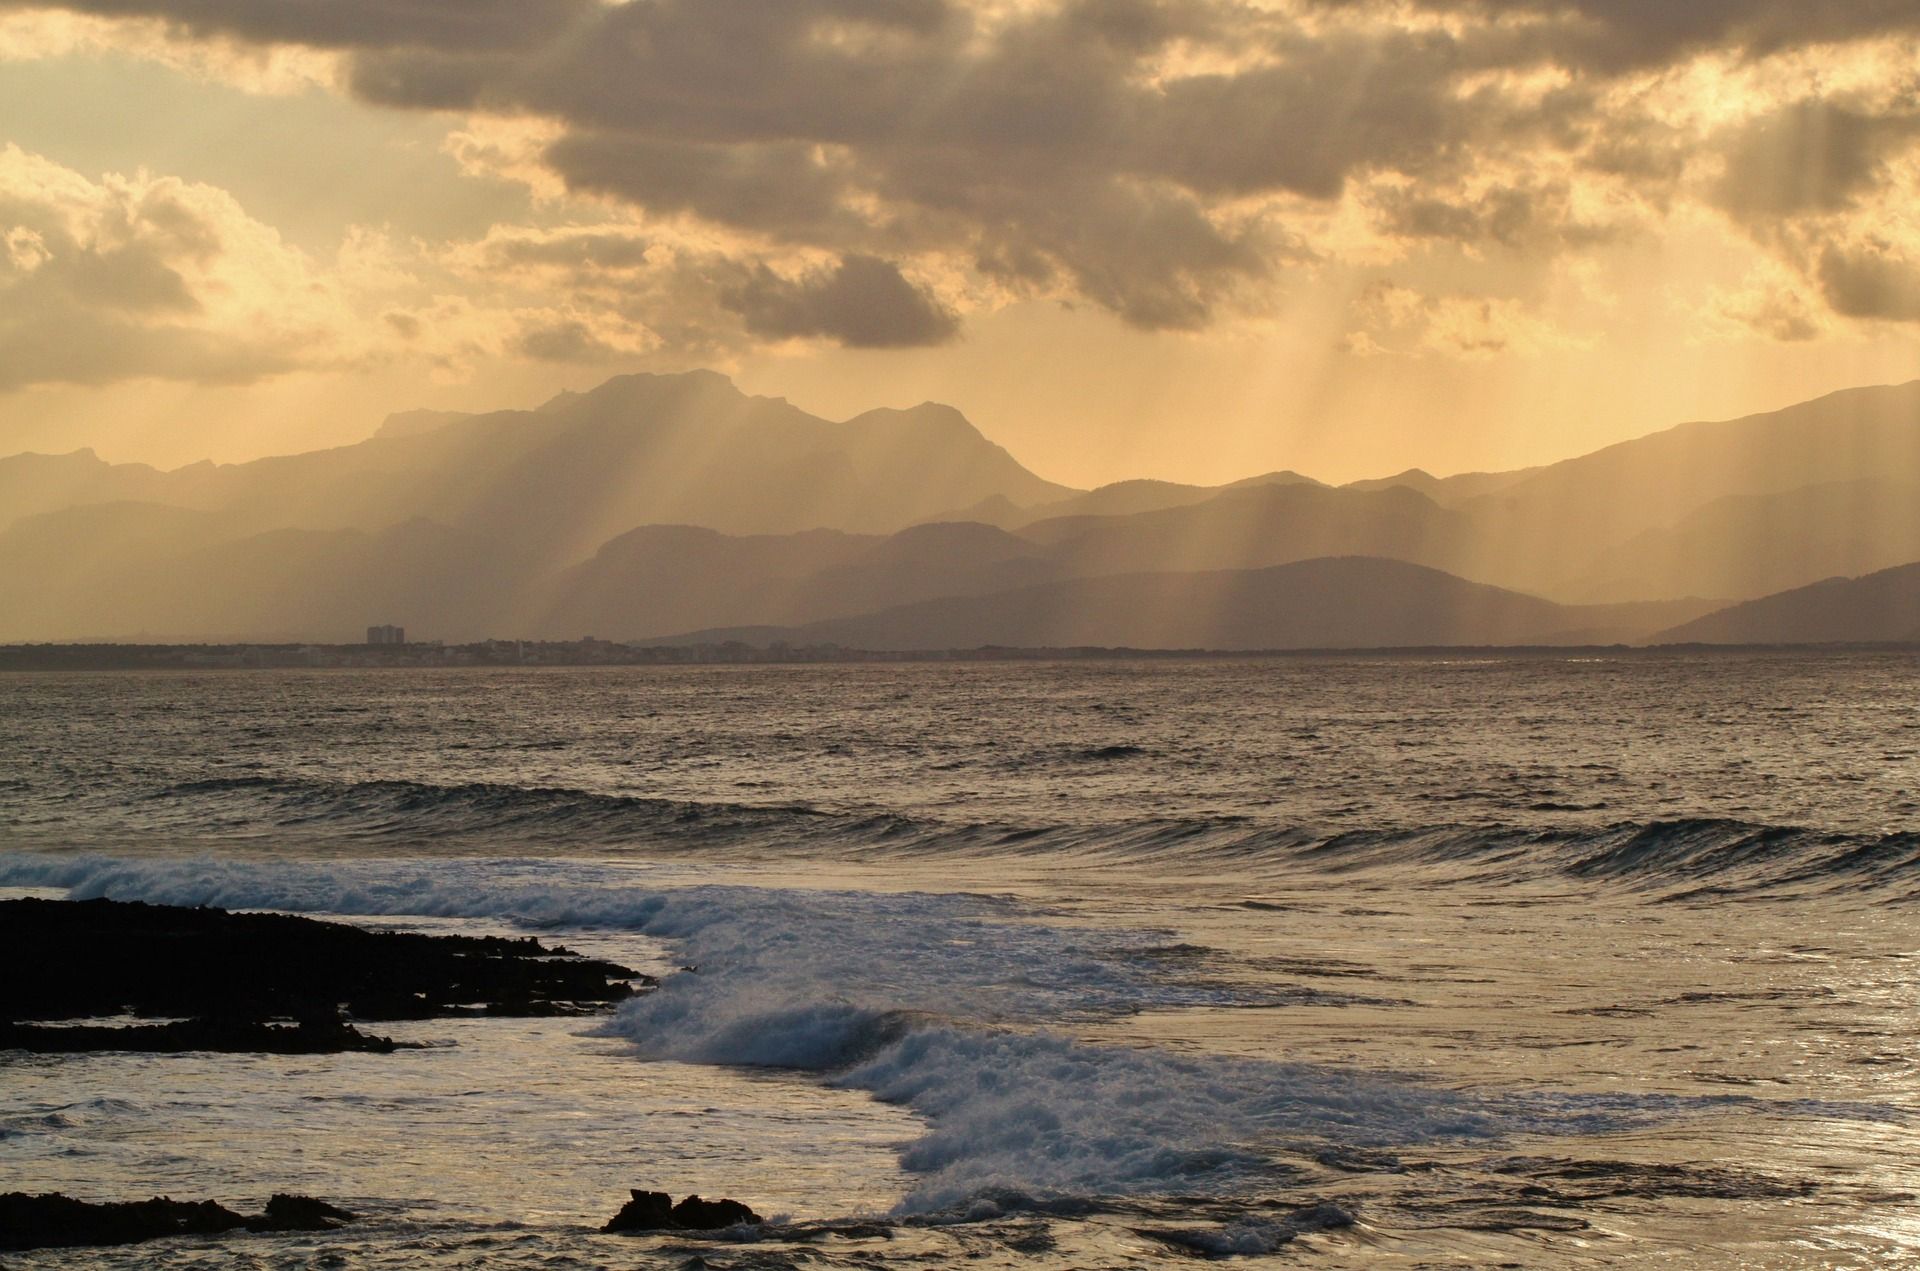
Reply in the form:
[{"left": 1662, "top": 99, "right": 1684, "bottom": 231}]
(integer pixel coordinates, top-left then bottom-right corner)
[
  {"left": 0, "top": 636, "right": 1243, "bottom": 671},
  {"left": 0, "top": 634, "right": 1891, "bottom": 672}
]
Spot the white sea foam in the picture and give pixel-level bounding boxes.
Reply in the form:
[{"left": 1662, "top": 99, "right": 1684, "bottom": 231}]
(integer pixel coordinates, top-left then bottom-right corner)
[{"left": 0, "top": 852, "right": 1829, "bottom": 1214}]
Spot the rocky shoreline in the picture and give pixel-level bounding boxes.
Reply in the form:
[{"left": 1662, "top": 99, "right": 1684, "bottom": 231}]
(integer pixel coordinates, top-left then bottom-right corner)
[
  {"left": 0, "top": 1192, "right": 356, "bottom": 1252},
  {"left": 0, "top": 896, "right": 648, "bottom": 1052},
  {"left": 0, "top": 898, "right": 693, "bottom": 1252},
  {"left": 0, "top": 1014, "right": 416, "bottom": 1054}
]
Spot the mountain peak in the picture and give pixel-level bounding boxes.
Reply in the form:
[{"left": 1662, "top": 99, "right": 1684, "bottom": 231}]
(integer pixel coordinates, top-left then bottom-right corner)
[
  {"left": 842, "top": 401, "right": 976, "bottom": 433},
  {"left": 1225, "top": 469, "right": 1324, "bottom": 490},
  {"left": 537, "top": 368, "right": 743, "bottom": 416}
]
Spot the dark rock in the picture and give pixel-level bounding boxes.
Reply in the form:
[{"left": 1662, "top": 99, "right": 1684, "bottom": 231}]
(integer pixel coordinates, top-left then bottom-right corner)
[
  {"left": 1287, "top": 1202, "right": 1355, "bottom": 1232},
  {"left": 777, "top": 1218, "right": 896, "bottom": 1243},
  {"left": 1130, "top": 1201, "right": 1356, "bottom": 1259},
  {"left": 671, "top": 1195, "right": 762, "bottom": 1229},
  {"left": 604, "top": 1190, "right": 677, "bottom": 1232},
  {"left": 0, "top": 1015, "right": 417, "bottom": 1055},
  {"left": 0, "top": 897, "right": 650, "bottom": 1052},
  {"left": 252, "top": 1194, "right": 356, "bottom": 1232},
  {"left": 603, "top": 1190, "right": 762, "bottom": 1233},
  {"left": 0, "top": 1191, "right": 356, "bottom": 1252}
]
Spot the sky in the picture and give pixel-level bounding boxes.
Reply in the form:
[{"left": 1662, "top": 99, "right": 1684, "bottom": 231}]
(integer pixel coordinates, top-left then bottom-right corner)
[{"left": 0, "top": 0, "right": 1917, "bottom": 488}]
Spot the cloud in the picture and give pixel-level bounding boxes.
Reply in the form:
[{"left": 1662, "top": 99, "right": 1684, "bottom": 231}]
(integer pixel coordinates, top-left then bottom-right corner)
[
  {"left": 0, "top": 0, "right": 595, "bottom": 53},
  {"left": 1713, "top": 100, "right": 1920, "bottom": 223},
  {"left": 7, "top": 0, "right": 1920, "bottom": 349},
  {"left": 1343, "top": 280, "right": 1578, "bottom": 359},
  {"left": 462, "top": 224, "right": 657, "bottom": 272},
  {"left": 2, "top": 0, "right": 1454, "bottom": 330},
  {"left": 509, "top": 311, "right": 655, "bottom": 362},
  {"left": 0, "top": 144, "right": 359, "bottom": 388},
  {"left": 0, "top": 8, "right": 337, "bottom": 93},
  {"left": 1817, "top": 241, "right": 1920, "bottom": 321},
  {"left": 1368, "top": 177, "right": 1628, "bottom": 252},
  {"left": 1355, "top": 0, "right": 1920, "bottom": 73},
  {"left": 542, "top": 134, "right": 864, "bottom": 242},
  {"left": 1701, "top": 265, "right": 1830, "bottom": 342},
  {"left": 1697, "top": 96, "right": 1920, "bottom": 332},
  {"left": 721, "top": 253, "right": 959, "bottom": 348}
]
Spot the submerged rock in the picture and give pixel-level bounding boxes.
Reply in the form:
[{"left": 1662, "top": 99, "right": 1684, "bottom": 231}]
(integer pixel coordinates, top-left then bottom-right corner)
[
  {"left": 603, "top": 1189, "right": 763, "bottom": 1233},
  {"left": 255, "top": 1194, "right": 357, "bottom": 1232},
  {"left": 1134, "top": 1202, "right": 1355, "bottom": 1259},
  {"left": 0, "top": 1191, "right": 355, "bottom": 1252}
]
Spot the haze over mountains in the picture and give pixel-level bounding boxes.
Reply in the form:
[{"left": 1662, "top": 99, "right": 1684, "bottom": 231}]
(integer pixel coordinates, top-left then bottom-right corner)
[
  {"left": 4, "top": 372, "right": 1920, "bottom": 648},
  {"left": 653, "top": 558, "right": 1717, "bottom": 653},
  {"left": 1658, "top": 563, "right": 1920, "bottom": 646}
]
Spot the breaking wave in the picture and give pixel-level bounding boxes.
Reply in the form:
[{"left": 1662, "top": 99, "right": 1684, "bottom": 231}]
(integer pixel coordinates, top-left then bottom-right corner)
[
  {"left": 30, "top": 774, "right": 1914, "bottom": 899},
  {"left": 0, "top": 852, "right": 1896, "bottom": 1214}
]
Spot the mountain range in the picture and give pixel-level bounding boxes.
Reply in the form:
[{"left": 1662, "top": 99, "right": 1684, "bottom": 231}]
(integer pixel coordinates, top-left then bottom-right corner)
[{"left": 4, "top": 371, "right": 1919, "bottom": 648}]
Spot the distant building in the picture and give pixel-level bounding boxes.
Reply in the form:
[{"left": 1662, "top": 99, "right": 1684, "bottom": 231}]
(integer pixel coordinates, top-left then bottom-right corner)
[{"left": 366, "top": 624, "right": 406, "bottom": 645}]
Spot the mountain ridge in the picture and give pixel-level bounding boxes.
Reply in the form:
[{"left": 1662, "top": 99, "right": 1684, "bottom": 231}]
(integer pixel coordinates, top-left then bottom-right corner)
[
  {"left": 1655, "top": 562, "right": 1920, "bottom": 645},
  {"left": 6, "top": 372, "right": 1920, "bottom": 644},
  {"left": 644, "top": 556, "right": 1719, "bottom": 652}
]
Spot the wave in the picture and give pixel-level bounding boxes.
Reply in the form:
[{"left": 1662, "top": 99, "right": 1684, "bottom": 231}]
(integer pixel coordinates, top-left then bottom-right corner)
[
  {"left": 145, "top": 775, "right": 888, "bottom": 843},
  {"left": 1, "top": 852, "right": 1897, "bottom": 1213},
  {"left": 0, "top": 852, "right": 1729, "bottom": 1212},
  {"left": 36, "top": 775, "right": 1912, "bottom": 899}
]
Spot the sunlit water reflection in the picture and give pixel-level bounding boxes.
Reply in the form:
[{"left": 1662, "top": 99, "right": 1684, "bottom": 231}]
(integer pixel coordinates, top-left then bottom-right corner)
[{"left": 3, "top": 656, "right": 1918, "bottom": 1266}]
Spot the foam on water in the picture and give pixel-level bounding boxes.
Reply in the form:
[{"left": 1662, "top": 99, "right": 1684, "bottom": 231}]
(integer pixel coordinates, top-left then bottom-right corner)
[{"left": 2, "top": 851, "right": 1888, "bottom": 1217}]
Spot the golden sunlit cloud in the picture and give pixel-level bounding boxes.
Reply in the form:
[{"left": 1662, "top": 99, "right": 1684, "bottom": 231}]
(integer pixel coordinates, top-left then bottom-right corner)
[
  {"left": 0, "top": 143, "right": 363, "bottom": 387},
  {"left": 0, "top": 0, "right": 1914, "bottom": 481}
]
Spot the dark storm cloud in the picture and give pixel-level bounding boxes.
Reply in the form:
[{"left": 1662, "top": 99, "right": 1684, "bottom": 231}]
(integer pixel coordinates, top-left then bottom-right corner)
[
  {"left": 1713, "top": 101, "right": 1920, "bottom": 223},
  {"left": 1372, "top": 182, "right": 1619, "bottom": 251},
  {"left": 542, "top": 135, "right": 862, "bottom": 241},
  {"left": 721, "top": 253, "right": 959, "bottom": 348},
  {"left": 1552, "top": 0, "right": 1920, "bottom": 67},
  {"left": 1702, "top": 99, "right": 1920, "bottom": 331},
  {"left": 1336, "top": 0, "right": 1920, "bottom": 72},
  {"left": 22, "top": 0, "right": 1491, "bottom": 329},
  {"left": 13, "top": 0, "right": 1920, "bottom": 338},
  {"left": 1818, "top": 244, "right": 1920, "bottom": 322},
  {"left": 1131, "top": 33, "right": 1480, "bottom": 200},
  {"left": 0, "top": 0, "right": 596, "bottom": 51},
  {"left": 477, "top": 230, "right": 655, "bottom": 272}
]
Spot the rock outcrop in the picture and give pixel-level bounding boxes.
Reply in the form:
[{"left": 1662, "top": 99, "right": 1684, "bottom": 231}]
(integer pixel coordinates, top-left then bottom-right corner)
[
  {"left": 0, "top": 1191, "right": 354, "bottom": 1252},
  {"left": 0, "top": 897, "right": 649, "bottom": 1054},
  {"left": 603, "top": 1190, "right": 763, "bottom": 1233}
]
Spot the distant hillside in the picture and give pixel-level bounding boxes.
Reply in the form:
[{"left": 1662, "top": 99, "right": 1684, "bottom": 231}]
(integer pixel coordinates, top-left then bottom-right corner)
[
  {"left": 0, "top": 371, "right": 1076, "bottom": 556},
  {"left": 1341, "top": 467, "right": 1539, "bottom": 505},
  {"left": 1656, "top": 562, "right": 1920, "bottom": 644},
  {"left": 1456, "top": 381, "right": 1920, "bottom": 597},
  {"left": 5, "top": 374, "right": 1920, "bottom": 641},
  {"left": 543, "top": 520, "right": 1059, "bottom": 639},
  {"left": 1019, "top": 483, "right": 1477, "bottom": 578},
  {"left": 0, "top": 510, "right": 515, "bottom": 643},
  {"left": 654, "top": 557, "right": 1700, "bottom": 651},
  {"left": 1570, "top": 479, "right": 1920, "bottom": 603}
]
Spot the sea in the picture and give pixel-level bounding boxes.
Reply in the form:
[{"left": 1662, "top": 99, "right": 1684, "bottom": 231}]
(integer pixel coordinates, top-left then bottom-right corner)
[{"left": 2, "top": 652, "right": 1918, "bottom": 1268}]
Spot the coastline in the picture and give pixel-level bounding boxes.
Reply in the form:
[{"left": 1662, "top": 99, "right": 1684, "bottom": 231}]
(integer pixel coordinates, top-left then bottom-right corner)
[{"left": 4, "top": 639, "right": 1917, "bottom": 672}]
